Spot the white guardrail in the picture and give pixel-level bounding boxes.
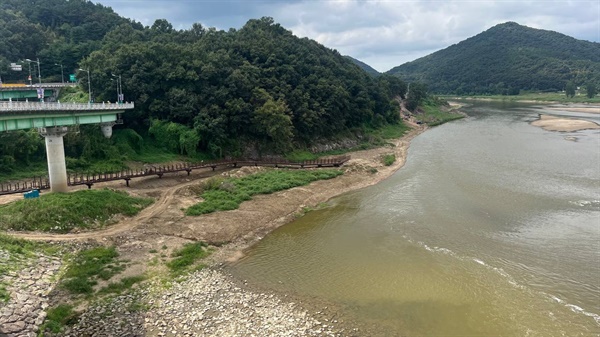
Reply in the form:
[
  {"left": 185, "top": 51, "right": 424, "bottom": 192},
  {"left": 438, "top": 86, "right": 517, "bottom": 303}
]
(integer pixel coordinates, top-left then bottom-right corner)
[{"left": 0, "top": 101, "right": 134, "bottom": 112}]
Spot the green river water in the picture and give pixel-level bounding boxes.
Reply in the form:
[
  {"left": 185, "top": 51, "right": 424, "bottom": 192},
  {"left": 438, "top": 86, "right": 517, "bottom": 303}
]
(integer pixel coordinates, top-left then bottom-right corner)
[{"left": 230, "top": 102, "right": 600, "bottom": 336}]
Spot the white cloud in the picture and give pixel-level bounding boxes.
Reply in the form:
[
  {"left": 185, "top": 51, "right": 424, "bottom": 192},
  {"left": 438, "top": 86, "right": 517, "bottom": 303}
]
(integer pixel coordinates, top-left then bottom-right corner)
[{"left": 96, "top": 0, "right": 600, "bottom": 72}]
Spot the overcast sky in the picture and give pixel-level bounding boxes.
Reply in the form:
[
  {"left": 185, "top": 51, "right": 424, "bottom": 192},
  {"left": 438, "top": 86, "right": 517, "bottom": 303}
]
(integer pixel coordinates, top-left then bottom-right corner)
[{"left": 94, "top": 0, "right": 600, "bottom": 72}]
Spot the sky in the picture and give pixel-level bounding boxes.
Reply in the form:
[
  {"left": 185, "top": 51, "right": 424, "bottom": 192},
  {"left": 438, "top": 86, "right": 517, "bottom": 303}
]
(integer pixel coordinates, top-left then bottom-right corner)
[{"left": 94, "top": 0, "right": 600, "bottom": 72}]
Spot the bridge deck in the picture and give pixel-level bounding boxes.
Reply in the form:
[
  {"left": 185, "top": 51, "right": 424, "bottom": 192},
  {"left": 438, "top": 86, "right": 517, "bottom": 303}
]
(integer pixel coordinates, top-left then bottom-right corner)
[
  {"left": 0, "top": 102, "right": 134, "bottom": 114},
  {"left": 0, "top": 156, "right": 351, "bottom": 196}
]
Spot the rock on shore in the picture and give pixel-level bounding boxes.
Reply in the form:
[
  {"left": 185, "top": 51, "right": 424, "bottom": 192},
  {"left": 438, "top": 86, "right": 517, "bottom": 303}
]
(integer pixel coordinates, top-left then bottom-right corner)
[
  {"left": 62, "top": 268, "right": 343, "bottom": 337},
  {"left": 0, "top": 253, "right": 62, "bottom": 337}
]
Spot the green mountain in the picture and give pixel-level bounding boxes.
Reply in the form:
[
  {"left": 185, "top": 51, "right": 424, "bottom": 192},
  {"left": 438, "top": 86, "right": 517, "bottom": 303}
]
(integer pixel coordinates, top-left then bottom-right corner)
[
  {"left": 386, "top": 22, "right": 600, "bottom": 94},
  {"left": 344, "top": 56, "right": 380, "bottom": 77},
  {"left": 1, "top": 0, "right": 409, "bottom": 174}
]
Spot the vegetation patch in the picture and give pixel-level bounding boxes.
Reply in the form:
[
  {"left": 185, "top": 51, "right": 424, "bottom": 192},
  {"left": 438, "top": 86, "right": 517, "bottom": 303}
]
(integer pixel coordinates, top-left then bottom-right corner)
[
  {"left": 60, "top": 246, "right": 125, "bottom": 295},
  {"left": 99, "top": 275, "right": 146, "bottom": 295},
  {"left": 186, "top": 169, "right": 343, "bottom": 216},
  {"left": 39, "top": 304, "right": 77, "bottom": 334},
  {"left": 382, "top": 154, "right": 396, "bottom": 166},
  {"left": 0, "top": 282, "right": 9, "bottom": 302},
  {"left": 295, "top": 202, "right": 330, "bottom": 218},
  {"left": 416, "top": 98, "right": 464, "bottom": 126},
  {"left": 166, "top": 242, "right": 211, "bottom": 277},
  {"left": 0, "top": 233, "right": 57, "bottom": 257},
  {"left": 0, "top": 189, "right": 153, "bottom": 233}
]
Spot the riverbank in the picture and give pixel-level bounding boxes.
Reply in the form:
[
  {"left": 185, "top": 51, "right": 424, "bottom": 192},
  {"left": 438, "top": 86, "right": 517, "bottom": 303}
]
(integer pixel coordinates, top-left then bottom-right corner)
[
  {"left": 442, "top": 93, "right": 600, "bottom": 105},
  {"left": 1, "top": 123, "right": 428, "bottom": 336}
]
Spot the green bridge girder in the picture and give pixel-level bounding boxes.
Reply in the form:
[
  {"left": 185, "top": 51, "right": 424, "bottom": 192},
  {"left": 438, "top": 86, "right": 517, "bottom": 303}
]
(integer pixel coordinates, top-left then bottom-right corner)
[
  {"left": 0, "top": 101, "right": 133, "bottom": 132},
  {"left": 0, "top": 112, "right": 119, "bottom": 132}
]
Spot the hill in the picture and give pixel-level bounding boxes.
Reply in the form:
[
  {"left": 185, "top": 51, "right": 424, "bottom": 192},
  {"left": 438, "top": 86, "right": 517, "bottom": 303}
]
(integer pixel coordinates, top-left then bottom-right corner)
[
  {"left": 344, "top": 56, "right": 380, "bottom": 77},
  {"left": 0, "top": 0, "right": 410, "bottom": 176},
  {"left": 386, "top": 22, "right": 600, "bottom": 94}
]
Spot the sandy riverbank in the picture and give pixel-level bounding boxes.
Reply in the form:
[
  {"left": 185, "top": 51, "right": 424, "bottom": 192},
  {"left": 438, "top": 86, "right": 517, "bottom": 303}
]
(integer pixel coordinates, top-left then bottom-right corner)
[{"left": 531, "top": 114, "right": 600, "bottom": 132}]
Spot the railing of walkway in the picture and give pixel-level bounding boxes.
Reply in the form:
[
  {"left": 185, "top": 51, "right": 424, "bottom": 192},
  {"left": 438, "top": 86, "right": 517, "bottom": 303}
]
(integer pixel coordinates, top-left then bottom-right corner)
[{"left": 0, "top": 155, "right": 351, "bottom": 195}]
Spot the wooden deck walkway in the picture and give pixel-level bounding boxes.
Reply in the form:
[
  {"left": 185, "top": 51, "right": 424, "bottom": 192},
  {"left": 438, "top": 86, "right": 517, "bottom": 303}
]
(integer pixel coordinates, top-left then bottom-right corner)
[{"left": 0, "top": 156, "right": 350, "bottom": 196}]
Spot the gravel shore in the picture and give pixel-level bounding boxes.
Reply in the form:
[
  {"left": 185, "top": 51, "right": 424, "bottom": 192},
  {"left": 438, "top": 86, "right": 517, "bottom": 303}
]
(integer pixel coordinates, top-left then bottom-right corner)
[{"left": 59, "top": 268, "right": 351, "bottom": 337}]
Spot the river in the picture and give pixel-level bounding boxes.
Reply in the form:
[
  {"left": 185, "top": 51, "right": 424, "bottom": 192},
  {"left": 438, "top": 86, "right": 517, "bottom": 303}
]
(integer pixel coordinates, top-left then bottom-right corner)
[{"left": 230, "top": 102, "right": 600, "bottom": 336}]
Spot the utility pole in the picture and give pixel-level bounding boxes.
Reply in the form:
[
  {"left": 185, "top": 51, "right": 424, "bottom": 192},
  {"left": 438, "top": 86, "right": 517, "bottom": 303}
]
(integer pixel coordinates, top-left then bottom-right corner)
[{"left": 55, "top": 63, "right": 64, "bottom": 83}]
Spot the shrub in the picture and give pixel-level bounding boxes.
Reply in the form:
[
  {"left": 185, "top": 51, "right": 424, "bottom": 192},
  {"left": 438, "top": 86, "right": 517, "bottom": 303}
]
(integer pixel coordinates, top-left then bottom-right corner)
[{"left": 382, "top": 154, "right": 396, "bottom": 166}]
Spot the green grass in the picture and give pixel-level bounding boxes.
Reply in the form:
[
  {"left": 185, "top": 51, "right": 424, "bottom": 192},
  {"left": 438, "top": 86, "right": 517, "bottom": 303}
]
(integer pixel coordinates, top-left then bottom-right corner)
[
  {"left": 417, "top": 100, "right": 465, "bottom": 126},
  {"left": 440, "top": 92, "right": 600, "bottom": 104},
  {"left": 0, "top": 283, "right": 9, "bottom": 302},
  {"left": 60, "top": 246, "right": 124, "bottom": 295},
  {"left": 40, "top": 304, "right": 76, "bottom": 333},
  {"left": 0, "top": 233, "right": 58, "bottom": 257},
  {"left": 186, "top": 169, "right": 343, "bottom": 216},
  {"left": 0, "top": 161, "right": 48, "bottom": 183},
  {"left": 0, "top": 189, "right": 153, "bottom": 233},
  {"left": 382, "top": 154, "right": 396, "bottom": 166},
  {"left": 368, "top": 123, "right": 411, "bottom": 140},
  {"left": 99, "top": 275, "right": 146, "bottom": 294},
  {"left": 166, "top": 242, "right": 211, "bottom": 277}
]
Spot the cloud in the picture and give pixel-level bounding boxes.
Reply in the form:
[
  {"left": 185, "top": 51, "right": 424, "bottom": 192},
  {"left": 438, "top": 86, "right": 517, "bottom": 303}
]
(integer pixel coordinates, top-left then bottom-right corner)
[{"left": 95, "top": 0, "right": 600, "bottom": 72}]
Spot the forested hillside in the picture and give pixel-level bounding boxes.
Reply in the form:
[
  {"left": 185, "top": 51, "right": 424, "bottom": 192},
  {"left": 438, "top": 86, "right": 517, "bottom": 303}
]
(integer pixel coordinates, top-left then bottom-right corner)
[
  {"left": 0, "top": 0, "right": 141, "bottom": 83},
  {"left": 0, "top": 0, "right": 411, "bottom": 177},
  {"left": 344, "top": 56, "right": 380, "bottom": 77},
  {"left": 387, "top": 22, "right": 600, "bottom": 94}
]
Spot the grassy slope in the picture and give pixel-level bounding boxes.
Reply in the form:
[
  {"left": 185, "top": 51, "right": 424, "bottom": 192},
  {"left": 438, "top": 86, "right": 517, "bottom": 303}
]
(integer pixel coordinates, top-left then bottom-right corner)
[
  {"left": 0, "top": 189, "right": 153, "bottom": 233},
  {"left": 414, "top": 98, "right": 465, "bottom": 126}
]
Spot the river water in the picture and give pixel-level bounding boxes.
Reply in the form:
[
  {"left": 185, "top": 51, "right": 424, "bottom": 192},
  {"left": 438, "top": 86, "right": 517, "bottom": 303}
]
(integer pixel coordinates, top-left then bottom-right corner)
[{"left": 230, "top": 102, "right": 600, "bottom": 336}]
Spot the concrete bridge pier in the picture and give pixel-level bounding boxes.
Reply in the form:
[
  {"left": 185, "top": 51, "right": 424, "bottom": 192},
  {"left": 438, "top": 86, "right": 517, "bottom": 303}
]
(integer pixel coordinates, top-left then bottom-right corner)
[{"left": 39, "top": 126, "right": 69, "bottom": 193}]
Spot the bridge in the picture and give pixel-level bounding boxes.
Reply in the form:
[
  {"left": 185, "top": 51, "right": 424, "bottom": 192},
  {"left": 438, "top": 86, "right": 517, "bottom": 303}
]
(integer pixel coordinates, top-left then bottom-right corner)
[
  {"left": 0, "top": 101, "right": 134, "bottom": 193},
  {"left": 0, "top": 82, "right": 76, "bottom": 101}
]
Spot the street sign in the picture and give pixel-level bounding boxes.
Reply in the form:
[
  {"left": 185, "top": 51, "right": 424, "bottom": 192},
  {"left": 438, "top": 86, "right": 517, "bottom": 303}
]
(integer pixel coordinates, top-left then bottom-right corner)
[
  {"left": 9, "top": 63, "right": 22, "bottom": 71},
  {"left": 69, "top": 74, "right": 76, "bottom": 82}
]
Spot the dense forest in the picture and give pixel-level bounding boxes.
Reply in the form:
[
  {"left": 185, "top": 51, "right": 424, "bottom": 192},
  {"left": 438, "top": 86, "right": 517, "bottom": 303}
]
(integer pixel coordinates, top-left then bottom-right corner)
[
  {"left": 0, "top": 0, "right": 414, "bottom": 176},
  {"left": 345, "top": 56, "right": 380, "bottom": 77},
  {"left": 387, "top": 22, "right": 600, "bottom": 95}
]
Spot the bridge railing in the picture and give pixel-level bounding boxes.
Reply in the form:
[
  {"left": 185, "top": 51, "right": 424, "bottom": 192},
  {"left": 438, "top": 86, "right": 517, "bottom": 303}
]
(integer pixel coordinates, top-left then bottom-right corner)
[{"left": 0, "top": 101, "right": 134, "bottom": 113}]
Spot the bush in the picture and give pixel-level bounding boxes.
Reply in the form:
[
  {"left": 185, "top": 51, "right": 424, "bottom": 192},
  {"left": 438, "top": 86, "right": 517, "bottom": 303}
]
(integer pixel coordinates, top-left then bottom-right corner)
[
  {"left": 382, "top": 154, "right": 396, "bottom": 166},
  {"left": 166, "top": 242, "right": 210, "bottom": 276}
]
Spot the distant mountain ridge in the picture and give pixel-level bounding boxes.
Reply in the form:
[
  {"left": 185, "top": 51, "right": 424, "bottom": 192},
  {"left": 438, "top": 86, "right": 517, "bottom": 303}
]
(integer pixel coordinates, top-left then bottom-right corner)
[
  {"left": 386, "top": 22, "right": 600, "bottom": 94},
  {"left": 344, "top": 56, "right": 380, "bottom": 77}
]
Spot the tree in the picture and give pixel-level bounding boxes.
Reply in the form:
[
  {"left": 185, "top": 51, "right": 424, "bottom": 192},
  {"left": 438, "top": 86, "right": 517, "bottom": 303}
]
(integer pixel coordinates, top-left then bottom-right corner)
[
  {"left": 586, "top": 82, "right": 597, "bottom": 98},
  {"left": 406, "top": 83, "right": 428, "bottom": 111},
  {"left": 253, "top": 98, "right": 294, "bottom": 152},
  {"left": 565, "top": 81, "right": 576, "bottom": 98}
]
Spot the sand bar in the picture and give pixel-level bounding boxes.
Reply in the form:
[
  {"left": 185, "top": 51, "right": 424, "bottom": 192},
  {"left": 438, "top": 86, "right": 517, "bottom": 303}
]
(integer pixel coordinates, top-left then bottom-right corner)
[{"left": 531, "top": 114, "right": 600, "bottom": 132}]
